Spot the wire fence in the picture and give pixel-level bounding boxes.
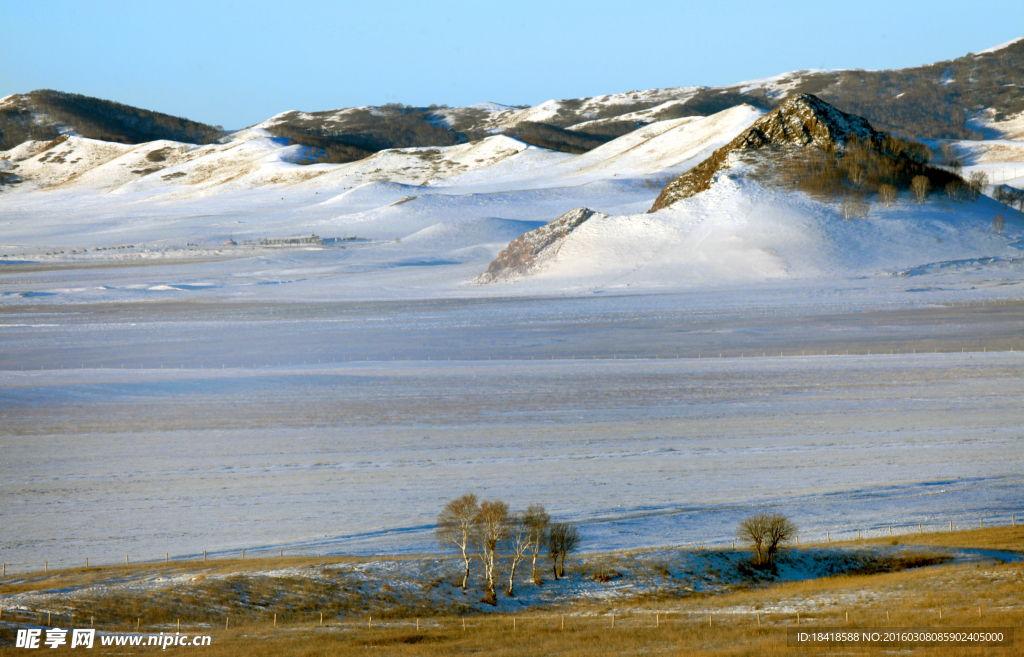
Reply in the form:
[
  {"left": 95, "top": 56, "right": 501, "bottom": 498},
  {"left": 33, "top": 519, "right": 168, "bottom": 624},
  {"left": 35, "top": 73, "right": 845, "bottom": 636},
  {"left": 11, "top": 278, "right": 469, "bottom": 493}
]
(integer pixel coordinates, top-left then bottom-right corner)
[
  {"left": 2, "top": 512, "right": 1018, "bottom": 578},
  {"left": 0, "top": 601, "right": 1012, "bottom": 635}
]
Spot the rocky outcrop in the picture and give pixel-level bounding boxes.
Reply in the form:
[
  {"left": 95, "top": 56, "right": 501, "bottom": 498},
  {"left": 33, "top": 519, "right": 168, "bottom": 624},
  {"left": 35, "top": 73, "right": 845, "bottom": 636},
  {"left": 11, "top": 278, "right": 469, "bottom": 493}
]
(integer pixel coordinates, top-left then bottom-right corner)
[
  {"left": 477, "top": 207, "right": 602, "bottom": 283},
  {"left": 650, "top": 94, "right": 882, "bottom": 211}
]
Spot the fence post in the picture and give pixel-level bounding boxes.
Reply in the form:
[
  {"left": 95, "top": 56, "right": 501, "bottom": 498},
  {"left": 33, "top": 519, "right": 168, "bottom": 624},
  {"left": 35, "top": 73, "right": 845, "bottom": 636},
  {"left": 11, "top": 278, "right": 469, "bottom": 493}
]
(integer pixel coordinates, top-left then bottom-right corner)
[
  {"left": 949, "top": 520, "right": 952, "bottom": 531},
  {"left": 320, "top": 612, "right": 323, "bottom": 627}
]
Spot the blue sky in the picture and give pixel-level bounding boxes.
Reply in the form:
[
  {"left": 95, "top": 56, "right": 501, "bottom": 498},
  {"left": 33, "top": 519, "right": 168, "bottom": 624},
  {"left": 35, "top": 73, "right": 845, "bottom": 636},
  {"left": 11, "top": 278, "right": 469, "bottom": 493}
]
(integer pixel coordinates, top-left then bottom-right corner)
[{"left": 1, "top": 0, "right": 1021, "bottom": 128}]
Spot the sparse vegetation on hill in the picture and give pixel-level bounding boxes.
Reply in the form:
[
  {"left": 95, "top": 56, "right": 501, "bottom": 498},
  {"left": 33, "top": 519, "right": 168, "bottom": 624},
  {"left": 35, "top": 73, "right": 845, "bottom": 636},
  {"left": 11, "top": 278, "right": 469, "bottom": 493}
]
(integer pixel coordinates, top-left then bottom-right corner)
[
  {"left": 738, "top": 39, "right": 1024, "bottom": 140},
  {"left": 3, "top": 39, "right": 1022, "bottom": 161},
  {"left": 265, "top": 108, "right": 462, "bottom": 164},
  {"left": 651, "top": 94, "right": 970, "bottom": 212},
  {"left": 0, "top": 90, "right": 223, "bottom": 151},
  {"left": 261, "top": 125, "right": 374, "bottom": 164},
  {"left": 501, "top": 122, "right": 614, "bottom": 154}
]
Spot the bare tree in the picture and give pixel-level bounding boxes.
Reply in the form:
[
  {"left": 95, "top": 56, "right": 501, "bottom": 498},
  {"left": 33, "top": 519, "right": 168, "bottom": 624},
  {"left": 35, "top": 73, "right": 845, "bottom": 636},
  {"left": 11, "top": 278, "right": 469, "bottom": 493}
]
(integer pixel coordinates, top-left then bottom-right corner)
[
  {"left": 764, "top": 514, "right": 798, "bottom": 565},
  {"left": 967, "top": 171, "right": 989, "bottom": 200},
  {"left": 940, "top": 142, "right": 958, "bottom": 163},
  {"left": 841, "top": 196, "right": 870, "bottom": 220},
  {"left": 548, "top": 522, "right": 580, "bottom": 579},
  {"left": 435, "top": 493, "right": 479, "bottom": 590},
  {"left": 945, "top": 180, "right": 966, "bottom": 202},
  {"left": 993, "top": 214, "right": 1006, "bottom": 235},
  {"left": 911, "top": 175, "right": 931, "bottom": 203},
  {"left": 523, "top": 503, "right": 550, "bottom": 584},
  {"left": 877, "top": 184, "right": 897, "bottom": 207},
  {"left": 737, "top": 512, "right": 797, "bottom": 566},
  {"left": 505, "top": 512, "right": 532, "bottom": 596},
  {"left": 737, "top": 513, "right": 770, "bottom": 565},
  {"left": 474, "top": 499, "right": 511, "bottom": 604}
]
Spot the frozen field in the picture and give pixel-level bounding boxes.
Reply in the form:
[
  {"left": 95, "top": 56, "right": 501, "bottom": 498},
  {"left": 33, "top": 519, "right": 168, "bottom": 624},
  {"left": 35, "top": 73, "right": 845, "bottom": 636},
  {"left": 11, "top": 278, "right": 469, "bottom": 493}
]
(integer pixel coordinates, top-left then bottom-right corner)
[
  {"left": 2, "top": 105, "right": 1023, "bottom": 576},
  {"left": 2, "top": 295, "right": 1022, "bottom": 571}
]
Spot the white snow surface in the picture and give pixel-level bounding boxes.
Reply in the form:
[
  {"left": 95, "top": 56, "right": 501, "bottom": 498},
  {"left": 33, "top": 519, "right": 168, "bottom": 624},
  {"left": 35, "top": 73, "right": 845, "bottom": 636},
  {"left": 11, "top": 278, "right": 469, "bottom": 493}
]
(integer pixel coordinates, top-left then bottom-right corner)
[
  {"left": 977, "top": 36, "right": 1024, "bottom": 54},
  {"left": 2, "top": 104, "right": 1024, "bottom": 569}
]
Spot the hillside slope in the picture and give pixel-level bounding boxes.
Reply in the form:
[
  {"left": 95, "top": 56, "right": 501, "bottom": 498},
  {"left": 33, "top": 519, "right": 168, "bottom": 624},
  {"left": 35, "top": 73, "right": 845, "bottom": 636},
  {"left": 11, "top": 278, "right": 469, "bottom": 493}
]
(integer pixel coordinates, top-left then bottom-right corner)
[
  {"left": 2, "top": 37, "right": 1022, "bottom": 164},
  {"left": 480, "top": 97, "right": 1023, "bottom": 290},
  {"left": 0, "top": 90, "right": 222, "bottom": 151}
]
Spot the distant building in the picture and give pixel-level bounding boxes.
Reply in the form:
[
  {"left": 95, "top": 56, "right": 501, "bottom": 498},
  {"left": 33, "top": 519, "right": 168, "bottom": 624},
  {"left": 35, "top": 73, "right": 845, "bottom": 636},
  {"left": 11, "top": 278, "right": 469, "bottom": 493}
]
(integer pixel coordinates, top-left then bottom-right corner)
[
  {"left": 222, "top": 238, "right": 237, "bottom": 246},
  {"left": 260, "top": 233, "right": 324, "bottom": 246}
]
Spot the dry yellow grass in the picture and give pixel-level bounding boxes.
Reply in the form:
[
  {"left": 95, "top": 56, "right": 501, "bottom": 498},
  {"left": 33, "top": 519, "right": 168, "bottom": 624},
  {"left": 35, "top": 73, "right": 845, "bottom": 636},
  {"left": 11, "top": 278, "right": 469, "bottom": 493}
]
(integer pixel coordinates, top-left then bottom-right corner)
[
  {"left": 1, "top": 528, "right": 1019, "bottom": 655},
  {"left": 812, "top": 524, "right": 1024, "bottom": 552},
  {"left": 0, "top": 554, "right": 429, "bottom": 597}
]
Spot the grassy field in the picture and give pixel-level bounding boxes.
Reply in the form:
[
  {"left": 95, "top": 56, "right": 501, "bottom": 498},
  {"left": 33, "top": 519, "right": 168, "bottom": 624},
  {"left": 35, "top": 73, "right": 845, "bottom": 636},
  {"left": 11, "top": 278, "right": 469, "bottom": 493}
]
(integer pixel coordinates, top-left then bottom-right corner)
[{"left": 1, "top": 527, "right": 1020, "bottom": 655}]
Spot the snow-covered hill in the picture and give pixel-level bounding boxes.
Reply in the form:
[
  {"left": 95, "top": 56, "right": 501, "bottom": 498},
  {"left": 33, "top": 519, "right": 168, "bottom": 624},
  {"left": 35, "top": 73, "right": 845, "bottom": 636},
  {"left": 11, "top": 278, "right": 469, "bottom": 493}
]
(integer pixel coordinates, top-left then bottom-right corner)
[
  {"left": 479, "top": 96, "right": 1024, "bottom": 291},
  {"left": 0, "top": 94, "right": 1022, "bottom": 307}
]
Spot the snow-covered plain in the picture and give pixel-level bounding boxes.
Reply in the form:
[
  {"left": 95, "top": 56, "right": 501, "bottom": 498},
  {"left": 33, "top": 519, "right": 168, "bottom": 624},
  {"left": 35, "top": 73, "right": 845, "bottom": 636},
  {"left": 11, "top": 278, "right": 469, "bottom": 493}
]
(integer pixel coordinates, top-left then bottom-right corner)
[
  {"left": 2, "top": 350, "right": 1022, "bottom": 571},
  {"left": 2, "top": 108, "right": 1023, "bottom": 573}
]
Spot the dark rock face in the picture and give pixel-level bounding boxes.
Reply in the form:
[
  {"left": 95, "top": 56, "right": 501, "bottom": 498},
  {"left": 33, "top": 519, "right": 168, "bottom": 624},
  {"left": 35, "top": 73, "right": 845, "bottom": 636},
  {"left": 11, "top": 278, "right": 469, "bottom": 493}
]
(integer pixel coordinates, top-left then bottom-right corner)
[
  {"left": 649, "top": 94, "right": 881, "bottom": 212},
  {"left": 477, "top": 207, "right": 600, "bottom": 283}
]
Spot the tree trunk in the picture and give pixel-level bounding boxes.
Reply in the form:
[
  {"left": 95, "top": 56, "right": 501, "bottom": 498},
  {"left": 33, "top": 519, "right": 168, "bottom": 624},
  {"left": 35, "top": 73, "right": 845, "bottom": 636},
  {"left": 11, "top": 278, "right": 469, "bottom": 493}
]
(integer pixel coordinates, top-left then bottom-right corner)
[
  {"left": 552, "top": 559, "right": 558, "bottom": 580},
  {"left": 485, "top": 548, "right": 496, "bottom": 595},
  {"left": 460, "top": 546, "right": 470, "bottom": 589},
  {"left": 530, "top": 551, "right": 538, "bottom": 583},
  {"left": 507, "top": 560, "right": 518, "bottom": 595}
]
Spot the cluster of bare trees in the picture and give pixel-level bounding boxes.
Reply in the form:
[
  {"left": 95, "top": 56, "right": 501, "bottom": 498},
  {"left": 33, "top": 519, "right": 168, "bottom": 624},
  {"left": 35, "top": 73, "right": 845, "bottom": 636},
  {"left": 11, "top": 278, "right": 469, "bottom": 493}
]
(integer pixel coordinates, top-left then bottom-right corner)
[
  {"left": 771, "top": 135, "right": 970, "bottom": 218},
  {"left": 994, "top": 185, "right": 1024, "bottom": 213},
  {"left": 436, "top": 494, "right": 579, "bottom": 604}
]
